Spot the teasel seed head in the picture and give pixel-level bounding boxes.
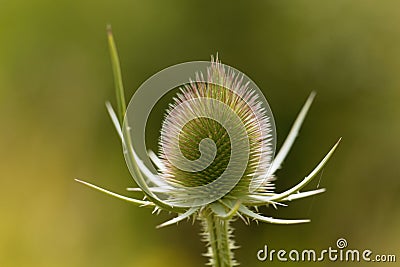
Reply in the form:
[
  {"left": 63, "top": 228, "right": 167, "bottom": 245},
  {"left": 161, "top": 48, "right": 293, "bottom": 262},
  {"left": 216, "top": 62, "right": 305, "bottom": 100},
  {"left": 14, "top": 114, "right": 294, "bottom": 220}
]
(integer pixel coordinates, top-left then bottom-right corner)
[{"left": 159, "top": 56, "right": 275, "bottom": 202}]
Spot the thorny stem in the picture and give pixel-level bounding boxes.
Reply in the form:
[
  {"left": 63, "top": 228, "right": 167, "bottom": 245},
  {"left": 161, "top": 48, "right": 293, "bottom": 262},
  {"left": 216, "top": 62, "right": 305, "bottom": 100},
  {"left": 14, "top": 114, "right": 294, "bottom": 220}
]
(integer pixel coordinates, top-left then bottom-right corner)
[{"left": 201, "top": 208, "right": 237, "bottom": 267}]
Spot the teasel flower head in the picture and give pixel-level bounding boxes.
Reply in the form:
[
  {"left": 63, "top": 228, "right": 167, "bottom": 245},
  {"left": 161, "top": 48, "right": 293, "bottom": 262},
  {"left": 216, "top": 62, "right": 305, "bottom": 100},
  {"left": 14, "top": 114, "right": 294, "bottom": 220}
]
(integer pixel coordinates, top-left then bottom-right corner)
[
  {"left": 159, "top": 56, "right": 274, "bottom": 201},
  {"left": 76, "top": 27, "right": 341, "bottom": 267}
]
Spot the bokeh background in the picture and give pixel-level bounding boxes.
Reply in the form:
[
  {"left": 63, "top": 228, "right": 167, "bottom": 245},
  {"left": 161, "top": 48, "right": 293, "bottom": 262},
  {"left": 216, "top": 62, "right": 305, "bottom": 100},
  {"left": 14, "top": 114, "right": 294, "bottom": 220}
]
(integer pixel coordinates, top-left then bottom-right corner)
[{"left": 1, "top": 0, "right": 399, "bottom": 266}]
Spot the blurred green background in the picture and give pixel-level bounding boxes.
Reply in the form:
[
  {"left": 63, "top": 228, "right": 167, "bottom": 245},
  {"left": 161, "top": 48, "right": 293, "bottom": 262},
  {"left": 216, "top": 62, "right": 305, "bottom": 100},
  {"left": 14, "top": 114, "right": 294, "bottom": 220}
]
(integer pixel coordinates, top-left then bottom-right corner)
[{"left": 1, "top": 0, "right": 399, "bottom": 266}]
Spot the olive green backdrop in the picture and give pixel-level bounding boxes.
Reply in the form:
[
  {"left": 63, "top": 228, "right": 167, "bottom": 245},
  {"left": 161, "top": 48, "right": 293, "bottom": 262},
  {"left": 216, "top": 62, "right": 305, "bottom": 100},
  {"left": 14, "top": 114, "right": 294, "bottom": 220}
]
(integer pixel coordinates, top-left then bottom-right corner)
[{"left": 0, "top": 0, "right": 399, "bottom": 266}]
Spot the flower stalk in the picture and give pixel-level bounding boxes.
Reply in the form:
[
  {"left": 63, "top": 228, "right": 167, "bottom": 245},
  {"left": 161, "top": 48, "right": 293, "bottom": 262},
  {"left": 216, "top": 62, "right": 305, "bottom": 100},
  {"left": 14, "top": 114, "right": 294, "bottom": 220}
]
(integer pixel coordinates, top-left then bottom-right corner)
[{"left": 201, "top": 208, "right": 237, "bottom": 267}]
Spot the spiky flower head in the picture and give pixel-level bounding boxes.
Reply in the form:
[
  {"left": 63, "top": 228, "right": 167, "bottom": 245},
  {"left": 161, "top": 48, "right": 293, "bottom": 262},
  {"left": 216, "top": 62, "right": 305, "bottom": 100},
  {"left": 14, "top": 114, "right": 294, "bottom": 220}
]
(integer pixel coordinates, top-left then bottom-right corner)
[{"left": 159, "top": 56, "right": 275, "bottom": 203}]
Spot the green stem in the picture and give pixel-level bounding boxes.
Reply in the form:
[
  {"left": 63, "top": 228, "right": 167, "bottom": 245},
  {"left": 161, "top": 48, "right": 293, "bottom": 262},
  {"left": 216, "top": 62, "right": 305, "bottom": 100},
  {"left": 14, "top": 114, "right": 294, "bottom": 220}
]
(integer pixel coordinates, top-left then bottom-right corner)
[{"left": 201, "top": 209, "right": 237, "bottom": 267}]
